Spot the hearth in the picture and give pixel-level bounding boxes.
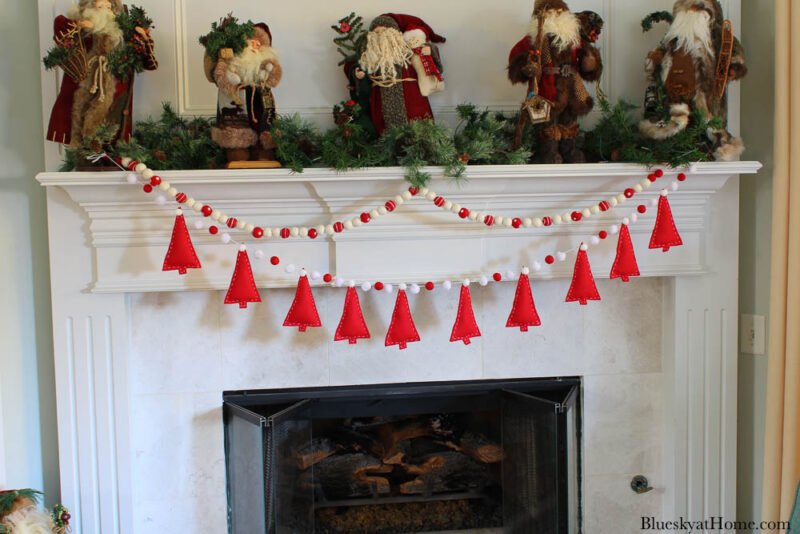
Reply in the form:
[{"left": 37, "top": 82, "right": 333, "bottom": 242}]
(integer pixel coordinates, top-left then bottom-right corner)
[{"left": 223, "top": 378, "right": 582, "bottom": 533}]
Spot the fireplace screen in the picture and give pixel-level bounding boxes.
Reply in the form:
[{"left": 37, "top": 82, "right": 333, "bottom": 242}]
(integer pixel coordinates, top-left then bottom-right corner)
[{"left": 223, "top": 378, "right": 582, "bottom": 534}]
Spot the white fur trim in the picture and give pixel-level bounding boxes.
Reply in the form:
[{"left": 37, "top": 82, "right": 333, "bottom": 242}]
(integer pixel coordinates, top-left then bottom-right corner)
[
  {"left": 528, "top": 10, "right": 581, "bottom": 52},
  {"left": 713, "top": 136, "right": 745, "bottom": 161},
  {"left": 663, "top": 9, "right": 714, "bottom": 59},
  {"left": 403, "top": 29, "right": 427, "bottom": 42},
  {"left": 639, "top": 104, "right": 690, "bottom": 139}
]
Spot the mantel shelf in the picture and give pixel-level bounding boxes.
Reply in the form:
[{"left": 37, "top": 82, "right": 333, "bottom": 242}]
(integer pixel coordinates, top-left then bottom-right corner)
[{"left": 36, "top": 162, "right": 762, "bottom": 293}]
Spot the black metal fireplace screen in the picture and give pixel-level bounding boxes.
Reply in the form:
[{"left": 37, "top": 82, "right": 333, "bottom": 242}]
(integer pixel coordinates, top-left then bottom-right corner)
[{"left": 223, "top": 378, "right": 582, "bottom": 534}]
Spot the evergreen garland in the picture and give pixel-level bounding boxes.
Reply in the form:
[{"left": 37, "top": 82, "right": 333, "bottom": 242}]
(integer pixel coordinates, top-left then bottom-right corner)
[
  {"left": 453, "top": 104, "right": 532, "bottom": 165},
  {"left": 42, "top": 45, "right": 71, "bottom": 70},
  {"left": 199, "top": 14, "right": 255, "bottom": 60},
  {"left": 271, "top": 114, "right": 322, "bottom": 172},
  {"left": 108, "top": 6, "right": 155, "bottom": 81},
  {"left": 320, "top": 123, "right": 381, "bottom": 171},
  {"left": 61, "top": 122, "right": 120, "bottom": 171},
  {"left": 117, "top": 5, "right": 153, "bottom": 40},
  {"left": 376, "top": 120, "right": 465, "bottom": 187}
]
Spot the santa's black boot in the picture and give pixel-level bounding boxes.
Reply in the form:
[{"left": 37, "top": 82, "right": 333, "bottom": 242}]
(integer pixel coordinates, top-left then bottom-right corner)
[{"left": 559, "top": 138, "right": 586, "bottom": 163}]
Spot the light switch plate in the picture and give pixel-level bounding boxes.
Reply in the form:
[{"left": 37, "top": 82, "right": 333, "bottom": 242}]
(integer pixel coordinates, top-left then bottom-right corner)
[{"left": 741, "top": 314, "right": 766, "bottom": 355}]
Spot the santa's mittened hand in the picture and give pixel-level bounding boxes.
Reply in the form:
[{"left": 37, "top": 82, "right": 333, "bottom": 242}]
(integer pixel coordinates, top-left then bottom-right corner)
[
  {"left": 421, "top": 45, "right": 432, "bottom": 56},
  {"left": 225, "top": 71, "right": 242, "bottom": 86},
  {"left": 582, "top": 54, "right": 597, "bottom": 72}
]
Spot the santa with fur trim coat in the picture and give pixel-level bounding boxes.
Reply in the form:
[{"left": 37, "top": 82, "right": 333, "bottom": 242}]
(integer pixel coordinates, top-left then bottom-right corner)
[
  {"left": 639, "top": 0, "right": 746, "bottom": 160},
  {"left": 508, "top": 0, "right": 603, "bottom": 163}
]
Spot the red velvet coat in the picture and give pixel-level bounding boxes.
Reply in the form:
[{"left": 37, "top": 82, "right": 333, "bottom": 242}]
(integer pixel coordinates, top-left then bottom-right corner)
[{"left": 46, "top": 15, "right": 156, "bottom": 145}]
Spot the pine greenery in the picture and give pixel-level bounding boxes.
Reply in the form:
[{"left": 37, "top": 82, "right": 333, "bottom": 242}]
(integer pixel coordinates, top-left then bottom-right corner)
[
  {"left": 376, "top": 120, "right": 465, "bottom": 186},
  {"left": 331, "top": 13, "right": 367, "bottom": 65},
  {"left": 320, "top": 123, "right": 381, "bottom": 171},
  {"left": 453, "top": 104, "right": 532, "bottom": 165},
  {"left": 60, "top": 122, "right": 119, "bottom": 171},
  {"left": 641, "top": 11, "right": 674, "bottom": 32},
  {"left": 271, "top": 114, "right": 322, "bottom": 172},
  {"left": 199, "top": 14, "right": 255, "bottom": 60},
  {"left": 0, "top": 489, "right": 42, "bottom": 516}
]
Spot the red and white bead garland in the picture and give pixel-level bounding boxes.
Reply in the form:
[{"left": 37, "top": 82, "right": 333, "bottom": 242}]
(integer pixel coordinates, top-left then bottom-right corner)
[
  {"left": 119, "top": 155, "right": 687, "bottom": 241},
  {"left": 111, "top": 155, "right": 690, "bottom": 290}
]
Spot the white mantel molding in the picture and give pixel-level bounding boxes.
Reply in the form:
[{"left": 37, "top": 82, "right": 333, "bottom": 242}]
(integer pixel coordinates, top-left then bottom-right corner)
[{"left": 36, "top": 162, "right": 761, "bottom": 294}]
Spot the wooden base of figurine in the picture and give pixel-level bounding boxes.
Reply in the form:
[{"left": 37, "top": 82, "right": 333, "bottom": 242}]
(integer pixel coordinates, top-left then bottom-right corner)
[{"left": 226, "top": 160, "right": 282, "bottom": 169}]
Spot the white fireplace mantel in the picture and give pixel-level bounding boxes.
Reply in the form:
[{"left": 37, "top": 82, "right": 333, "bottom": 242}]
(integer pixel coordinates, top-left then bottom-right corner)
[{"left": 36, "top": 162, "right": 760, "bottom": 534}]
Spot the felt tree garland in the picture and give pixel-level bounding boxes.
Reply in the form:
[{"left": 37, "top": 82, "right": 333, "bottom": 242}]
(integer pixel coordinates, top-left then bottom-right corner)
[
  {"left": 450, "top": 283, "right": 481, "bottom": 345},
  {"left": 609, "top": 224, "right": 640, "bottom": 282},
  {"left": 162, "top": 208, "right": 201, "bottom": 275},
  {"left": 224, "top": 245, "right": 261, "bottom": 308},
  {"left": 650, "top": 192, "right": 683, "bottom": 252},
  {"left": 385, "top": 289, "right": 420, "bottom": 350},
  {"left": 566, "top": 245, "right": 601, "bottom": 305},
  {"left": 335, "top": 285, "right": 371, "bottom": 344},
  {"left": 506, "top": 268, "right": 541, "bottom": 331},
  {"left": 284, "top": 271, "right": 322, "bottom": 332}
]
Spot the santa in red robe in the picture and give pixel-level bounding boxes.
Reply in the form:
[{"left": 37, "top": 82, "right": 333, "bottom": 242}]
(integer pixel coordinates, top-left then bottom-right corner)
[
  {"left": 359, "top": 14, "right": 445, "bottom": 135},
  {"left": 46, "top": 0, "right": 157, "bottom": 147}
]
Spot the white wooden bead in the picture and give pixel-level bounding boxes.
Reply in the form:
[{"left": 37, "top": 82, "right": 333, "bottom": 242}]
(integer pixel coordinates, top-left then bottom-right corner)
[
  {"left": 361, "top": 282, "right": 372, "bottom": 291},
  {"left": 245, "top": 223, "right": 255, "bottom": 233},
  {"left": 236, "top": 220, "right": 246, "bottom": 230},
  {"left": 633, "top": 184, "right": 643, "bottom": 193},
  {"left": 301, "top": 227, "right": 309, "bottom": 237},
  {"left": 167, "top": 187, "right": 178, "bottom": 197},
  {"left": 425, "top": 191, "right": 436, "bottom": 201},
  {"left": 443, "top": 280, "right": 452, "bottom": 290},
  {"left": 325, "top": 224, "right": 334, "bottom": 235},
  {"left": 378, "top": 206, "right": 388, "bottom": 215},
  {"left": 384, "top": 284, "right": 393, "bottom": 293},
  {"left": 582, "top": 208, "right": 592, "bottom": 218},
  {"left": 444, "top": 200, "right": 453, "bottom": 210},
  {"left": 310, "top": 271, "right": 321, "bottom": 280},
  {"left": 142, "top": 169, "right": 154, "bottom": 179},
  {"left": 192, "top": 203, "right": 202, "bottom": 212},
  {"left": 590, "top": 205, "right": 600, "bottom": 215},
  {"left": 134, "top": 163, "right": 146, "bottom": 173},
  {"left": 533, "top": 218, "right": 543, "bottom": 227},
  {"left": 125, "top": 173, "right": 138, "bottom": 184},
  {"left": 316, "top": 225, "right": 325, "bottom": 235},
  {"left": 523, "top": 217, "right": 532, "bottom": 227},
  {"left": 557, "top": 252, "right": 567, "bottom": 261},
  {"left": 617, "top": 193, "right": 626, "bottom": 203},
  {"left": 395, "top": 195, "right": 405, "bottom": 204},
  {"left": 609, "top": 224, "right": 619, "bottom": 234},
  {"left": 506, "top": 270, "right": 515, "bottom": 279},
  {"left": 221, "top": 233, "right": 231, "bottom": 244},
  {"left": 335, "top": 277, "right": 345, "bottom": 287},
  {"left": 641, "top": 178, "right": 652, "bottom": 189},
  {"left": 451, "top": 203, "right": 462, "bottom": 213},
  {"left": 343, "top": 220, "right": 353, "bottom": 230},
  {"left": 630, "top": 213, "right": 638, "bottom": 223},
  {"left": 272, "top": 228, "right": 281, "bottom": 238},
  {"left": 609, "top": 197, "right": 618, "bottom": 207},
  {"left": 220, "top": 215, "right": 229, "bottom": 225},
  {"left": 590, "top": 236, "right": 600, "bottom": 245},
  {"left": 370, "top": 209, "right": 380, "bottom": 219},
  {"left": 211, "top": 211, "right": 221, "bottom": 221},
  {"left": 410, "top": 283, "right": 420, "bottom": 294},
  {"left": 159, "top": 182, "right": 170, "bottom": 191},
  {"left": 185, "top": 198, "right": 196, "bottom": 208},
  {"left": 352, "top": 217, "right": 362, "bottom": 227},
  {"left": 419, "top": 187, "right": 429, "bottom": 196},
  {"left": 121, "top": 157, "right": 132, "bottom": 166},
  {"left": 503, "top": 218, "right": 513, "bottom": 227},
  {"left": 562, "top": 213, "right": 571, "bottom": 223},
  {"left": 290, "top": 227, "right": 299, "bottom": 237},
  {"left": 479, "top": 276, "right": 488, "bottom": 286},
  {"left": 468, "top": 211, "right": 479, "bottom": 221},
  {"left": 263, "top": 228, "right": 273, "bottom": 239},
  {"left": 402, "top": 191, "right": 413, "bottom": 200},
  {"left": 553, "top": 215, "right": 562, "bottom": 225}
]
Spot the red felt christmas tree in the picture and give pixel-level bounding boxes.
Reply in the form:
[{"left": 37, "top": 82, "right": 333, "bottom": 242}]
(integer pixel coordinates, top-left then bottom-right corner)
[
  {"left": 450, "top": 283, "right": 481, "bottom": 345},
  {"left": 566, "top": 246, "right": 601, "bottom": 305},
  {"left": 649, "top": 193, "right": 683, "bottom": 252},
  {"left": 385, "top": 289, "right": 420, "bottom": 350},
  {"left": 224, "top": 246, "right": 261, "bottom": 308},
  {"left": 610, "top": 224, "right": 640, "bottom": 282},
  {"left": 506, "top": 269, "right": 541, "bottom": 331},
  {"left": 162, "top": 208, "right": 201, "bottom": 275},
  {"left": 284, "top": 271, "right": 322, "bottom": 332},
  {"left": 335, "top": 286, "right": 371, "bottom": 344}
]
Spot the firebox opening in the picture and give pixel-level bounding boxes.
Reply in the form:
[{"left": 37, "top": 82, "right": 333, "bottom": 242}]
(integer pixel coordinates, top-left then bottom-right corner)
[{"left": 223, "top": 378, "right": 582, "bottom": 534}]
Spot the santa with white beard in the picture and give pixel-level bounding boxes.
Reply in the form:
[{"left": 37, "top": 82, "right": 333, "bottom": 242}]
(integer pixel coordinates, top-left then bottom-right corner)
[
  {"left": 204, "top": 20, "right": 282, "bottom": 163},
  {"left": 640, "top": 0, "right": 746, "bottom": 160},
  {"left": 508, "top": 0, "right": 604, "bottom": 163},
  {"left": 46, "top": 0, "right": 157, "bottom": 147},
  {"left": 359, "top": 14, "right": 446, "bottom": 135}
]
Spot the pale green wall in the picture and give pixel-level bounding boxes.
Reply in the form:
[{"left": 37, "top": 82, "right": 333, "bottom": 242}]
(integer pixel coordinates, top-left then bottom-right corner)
[
  {"left": 738, "top": 0, "right": 774, "bottom": 528},
  {"left": 0, "top": 0, "right": 60, "bottom": 504}
]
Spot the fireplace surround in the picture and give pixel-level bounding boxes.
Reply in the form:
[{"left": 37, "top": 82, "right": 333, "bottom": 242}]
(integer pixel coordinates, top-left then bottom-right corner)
[{"left": 223, "top": 378, "right": 581, "bottom": 533}]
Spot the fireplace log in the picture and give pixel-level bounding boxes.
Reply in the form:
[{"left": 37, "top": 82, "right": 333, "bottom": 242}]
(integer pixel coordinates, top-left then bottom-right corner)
[
  {"left": 314, "top": 453, "right": 391, "bottom": 499},
  {"left": 451, "top": 432, "right": 504, "bottom": 464},
  {"left": 399, "top": 452, "right": 490, "bottom": 495},
  {"left": 294, "top": 437, "right": 340, "bottom": 470}
]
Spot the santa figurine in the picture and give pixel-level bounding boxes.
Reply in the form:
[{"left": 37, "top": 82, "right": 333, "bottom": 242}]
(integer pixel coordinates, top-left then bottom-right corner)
[
  {"left": 639, "top": 0, "right": 747, "bottom": 160},
  {"left": 508, "top": 0, "right": 603, "bottom": 163},
  {"left": 45, "top": 0, "right": 157, "bottom": 148},
  {"left": 200, "top": 16, "right": 282, "bottom": 166},
  {"left": 359, "top": 14, "right": 446, "bottom": 135}
]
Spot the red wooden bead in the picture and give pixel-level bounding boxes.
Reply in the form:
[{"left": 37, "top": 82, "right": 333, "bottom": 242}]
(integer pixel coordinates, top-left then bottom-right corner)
[
  {"left": 150, "top": 176, "right": 162, "bottom": 186},
  {"left": 333, "top": 222, "right": 343, "bottom": 233},
  {"left": 512, "top": 217, "right": 521, "bottom": 228},
  {"left": 142, "top": 184, "right": 153, "bottom": 193},
  {"left": 599, "top": 201, "right": 610, "bottom": 212},
  {"left": 434, "top": 196, "right": 445, "bottom": 207},
  {"left": 209, "top": 226, "right": 219, "bottom": 235},
  {"left": 542, "top": 216, "right": 552, "bottom": 227},
  {"left": 654, "top": 169, "right": 664, "bottom": 178},
  {"left": 648, "top": 174, "right": 657, "bottom": 182},
  {"left": 599, "top": 231, "right": 608, "bottom": 239},
  {"left": 374, "top": 281, "right": 384, "bottom": 291},
  {"left": 571, "top": 211, "right": 582, "bottom": 222},
  {"left": 677, "top": 173, "right": 687, "bottom": 182},
  {"left": 175, "top": 192, "right": 187, "bottom": 203},
  {"left": 226, "top": 218, "right": 237, "bottom": 229},
  {"left": 114, "top": 157, "right": 122, "bottom": 165},
  {"left": 270, "top": 256, "right": 280, "bottom": 265},
  {"left": 252, "top": 227, "right": 264, "bottom": 238},
  {"left": 127, "top": 160, "right": 138, "bottom": 171},
  {"left": 409, "top": 187, "right": 419, "bottom": 196},
  {"left": 459, "top": 208, "right": 470, "bottom": 219},
  {"left": 624, "top": 188, "right": 635, "bottom": 198},
  {"left": 425, "top": 282, "right": 434, "bottom": 291},
  {"left": 484, "top": 215, "right": 494, "bottom": 226},
  {"left": 545, "top": 255, "right": 555, "bottom": 264},
  {"left": 637, "top": 205, "right": 647, "bottom": 214},
  {"left": 360, "top": 212, "right": 371, "bottom": 223},
  {"left": 201, "top": 205, "right": 213, "bottom": 217},
  {"left": 323, "top": 273, "right": 333, "bottom": 283},
  {"left": 280, "top": 228, "right": 290, "bottom": 239},
  {"left": 308, "top": 228, "right": 318, "bottom": 239},
  {"left": 385, "top": 200, "right": 396, "bottom": 212},
  {"left": 493, "top": 272, "right": 502, "bottom": 282}
]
